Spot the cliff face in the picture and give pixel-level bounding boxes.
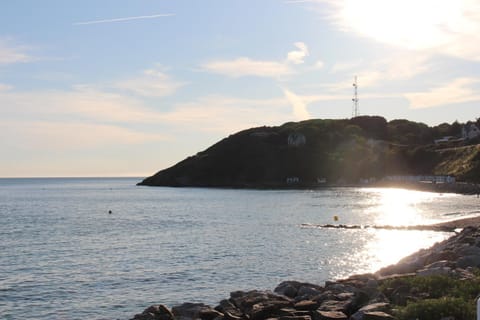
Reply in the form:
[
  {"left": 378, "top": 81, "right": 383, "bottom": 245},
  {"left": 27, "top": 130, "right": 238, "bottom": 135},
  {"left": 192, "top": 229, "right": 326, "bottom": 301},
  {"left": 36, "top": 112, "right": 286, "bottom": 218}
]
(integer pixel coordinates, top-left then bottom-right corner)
[{"left": 138, "top": 116, "right": 480, "bottom": 187}]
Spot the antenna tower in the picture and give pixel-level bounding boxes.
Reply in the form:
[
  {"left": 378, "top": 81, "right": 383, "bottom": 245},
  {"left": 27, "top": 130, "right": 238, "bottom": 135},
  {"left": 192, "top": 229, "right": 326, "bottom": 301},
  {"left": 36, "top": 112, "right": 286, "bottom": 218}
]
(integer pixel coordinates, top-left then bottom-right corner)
[{"left": 352, "top": 76, "right": 359, "bottom": 117}]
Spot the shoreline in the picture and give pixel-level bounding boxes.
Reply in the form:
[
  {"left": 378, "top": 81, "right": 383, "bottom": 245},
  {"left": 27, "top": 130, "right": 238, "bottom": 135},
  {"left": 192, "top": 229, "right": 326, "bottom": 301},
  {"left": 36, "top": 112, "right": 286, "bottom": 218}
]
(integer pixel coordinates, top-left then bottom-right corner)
[{"left": 131, "top": 216, "right": 480, "bottom": 320}]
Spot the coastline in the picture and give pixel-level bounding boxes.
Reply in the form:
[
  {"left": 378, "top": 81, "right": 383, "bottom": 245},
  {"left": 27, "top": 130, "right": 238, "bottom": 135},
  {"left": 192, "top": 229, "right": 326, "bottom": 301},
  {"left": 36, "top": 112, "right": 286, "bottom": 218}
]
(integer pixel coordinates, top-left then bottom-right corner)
[{"left": 131, "top": 215, "right": 480, "bottom": 320}]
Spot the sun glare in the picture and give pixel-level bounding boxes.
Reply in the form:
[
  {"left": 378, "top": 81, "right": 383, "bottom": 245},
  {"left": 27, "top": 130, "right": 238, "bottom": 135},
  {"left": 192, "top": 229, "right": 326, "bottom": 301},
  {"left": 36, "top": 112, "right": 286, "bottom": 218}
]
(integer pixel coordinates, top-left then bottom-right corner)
[
  {"left": 359, "top": 188, "right": 445, "bottom": 272},
  {"left": 367, "top": 188, "right": 434, "bottom": 226},
  {"left": 355, "top": 188, "right": 450, "bottom": 272},
  {"left": 337, "top": 0, "right": 461, "bottom": 50}
]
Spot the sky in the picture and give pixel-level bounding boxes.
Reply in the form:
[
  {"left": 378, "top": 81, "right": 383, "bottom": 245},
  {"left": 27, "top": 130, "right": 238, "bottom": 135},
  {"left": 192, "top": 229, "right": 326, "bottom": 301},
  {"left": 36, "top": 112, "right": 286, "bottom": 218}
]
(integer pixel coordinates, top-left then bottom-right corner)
[{"left": 1, "top": 0, "right": 480, "bottom": 177}]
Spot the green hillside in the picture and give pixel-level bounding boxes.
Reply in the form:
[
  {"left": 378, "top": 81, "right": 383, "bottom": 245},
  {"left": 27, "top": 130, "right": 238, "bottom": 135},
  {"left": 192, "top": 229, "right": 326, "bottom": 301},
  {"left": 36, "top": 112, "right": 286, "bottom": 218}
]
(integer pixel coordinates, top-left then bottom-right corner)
[{"left": 139, "top": 116, "right": 480, "bottom": 187}]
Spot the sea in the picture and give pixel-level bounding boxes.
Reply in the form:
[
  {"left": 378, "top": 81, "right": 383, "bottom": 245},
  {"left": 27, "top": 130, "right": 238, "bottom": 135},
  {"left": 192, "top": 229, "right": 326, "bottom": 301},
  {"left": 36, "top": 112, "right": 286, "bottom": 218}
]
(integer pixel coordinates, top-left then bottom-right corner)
[{"left": 1, "top": 178, "right": 480, "bottom": 320}]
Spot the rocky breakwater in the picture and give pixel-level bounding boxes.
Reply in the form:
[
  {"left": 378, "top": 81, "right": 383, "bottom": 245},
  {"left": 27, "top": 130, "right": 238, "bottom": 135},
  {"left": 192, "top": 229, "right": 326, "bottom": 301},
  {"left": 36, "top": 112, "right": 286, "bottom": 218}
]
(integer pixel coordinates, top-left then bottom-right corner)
[{"left": 131, "top": 226, "right": 480, "bottom": 320}]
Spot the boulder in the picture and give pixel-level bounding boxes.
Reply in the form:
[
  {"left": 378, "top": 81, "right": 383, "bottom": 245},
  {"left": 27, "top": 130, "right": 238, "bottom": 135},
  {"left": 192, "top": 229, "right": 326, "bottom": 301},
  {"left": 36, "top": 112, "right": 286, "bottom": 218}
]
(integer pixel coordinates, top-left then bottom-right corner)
[
  {"left": 316, "top": 310, "right": 347, "bottom": 320},
  {"left": 172, "top": 302, "right": 223, "bottom": 320},
  {"left": 215, "top": 299, "right": 243, "bottom": 320},
  {"left": 229, "top": 290, "right": 293, "bottom": 320},
  {"left": 131, "top": 304, "right": 175, "bottom": 320},
  {"left": 456, "top": 255, "right": 480, "bottom": 268}
]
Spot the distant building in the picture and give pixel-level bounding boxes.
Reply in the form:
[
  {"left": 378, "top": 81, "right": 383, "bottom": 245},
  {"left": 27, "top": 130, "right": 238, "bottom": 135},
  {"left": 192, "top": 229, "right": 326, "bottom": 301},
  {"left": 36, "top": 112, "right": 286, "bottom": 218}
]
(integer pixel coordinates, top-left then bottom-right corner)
[
  {"left": 288, "top": 132, "right": 306, "bottom": 147},
  {"left": 462, "top": 123, "right": 480, "bottom": 140},
  {"left": 434, "top": 136, "right": 454, "bottom": 145},
  {"left": 385, "top": 175, "right": 456, "bottom": 184},
  {"left": 286, "top": 177, "right": 300, "bottom": 184}
]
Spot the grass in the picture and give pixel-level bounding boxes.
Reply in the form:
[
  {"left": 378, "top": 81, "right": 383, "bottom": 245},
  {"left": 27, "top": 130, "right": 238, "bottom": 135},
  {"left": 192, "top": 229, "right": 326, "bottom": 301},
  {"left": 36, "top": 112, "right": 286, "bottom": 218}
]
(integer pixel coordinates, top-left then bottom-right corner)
[{"left": 379, "top": 272, "right": 480, "bottom": 320}]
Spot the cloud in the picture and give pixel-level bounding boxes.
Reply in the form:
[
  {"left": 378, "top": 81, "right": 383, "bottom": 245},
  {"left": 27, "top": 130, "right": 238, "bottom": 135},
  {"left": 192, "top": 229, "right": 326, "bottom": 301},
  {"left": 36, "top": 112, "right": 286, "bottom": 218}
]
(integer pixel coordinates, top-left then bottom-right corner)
[
  {"left": 0, "top": 83, "right": 12, "bottom": 91},
  {"left": 326, "top": 53, "right": 432, "bottom": 91},
  {"left": 1, "top": 120, "right": 166, "bottom": 151},
  {"left": 314, "top": 60, "right": 325, "bottom": 69},
  {"left": 159, "top": 95, "right": 291, "bottom": 133},
  {"left": 0, "top": 87, "right": 163, "bottom": 123},
  {"left": 202, "top": 57, "right": 292, "bottom": 78},
  {"left": 113, "top": 67, "right": 186, "bottom": 97},
  {"left": 282, "top": 88, "right": 312, "bottom": 120},
  {"left": 287, "top": 42, "right": 309, "bottom": 64},
  {"left": 202, "top": 42, "right": 314, "bottom": 78},
  {"left": 0, "top": 39, "right": 31, "bottom": 65},
  {"left": 405, "top": 78, "right": 480, "bottom": 109},
  {"left": 73, "top": 13, "right": 175, "bottom": 25}
]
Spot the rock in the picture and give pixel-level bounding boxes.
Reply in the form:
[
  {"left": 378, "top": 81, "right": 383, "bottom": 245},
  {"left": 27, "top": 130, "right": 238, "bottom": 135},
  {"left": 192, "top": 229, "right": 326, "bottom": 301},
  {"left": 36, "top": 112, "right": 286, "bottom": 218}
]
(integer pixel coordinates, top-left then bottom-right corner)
[
  {"left": 456, "top": 255, "right": 480, "bottom": 268},
  {"left": 296, "top": 285, "right": 323, "bottom": 299},
  {"left": 293, "top": 300, "right": 319, "bottom": 311},
  {"left": 274, "top": 281, "right": 302, "bottom": 298},
  {"left": 131, "top": 304, "right": 175, "bottom": 320},
  {"left": 458, "top": 244, "right": 480, "bottom": 256},
  {"left": 416, "top": 266, "right": 452, "bottom": 277},
  {"left": 318, "top": 300, "right": 351, "bottom": 313},
  {"left": 316, "top": 310, "right": 347, "bottom": 319},
  {"left": 277, "top": 316, "right": 312, "bottom": 320},
  {"left": 215, "top": 299, "right": 243, "bottom": 320},
  {"left": 172, "top": 302, "right": 222, "bottom": 320},
  {"left": 361, "top": 311, "right": 395, "bottom": 320},
  {"left": 229, "top": 290, "right": 293, "bottom": 320}
]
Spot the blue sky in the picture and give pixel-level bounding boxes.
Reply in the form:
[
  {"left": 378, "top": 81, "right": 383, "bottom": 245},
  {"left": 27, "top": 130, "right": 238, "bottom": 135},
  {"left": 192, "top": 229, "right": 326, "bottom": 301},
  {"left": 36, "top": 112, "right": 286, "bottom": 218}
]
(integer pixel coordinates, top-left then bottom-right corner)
[{"left": 1, "top": 0, "right": 480, "bottom": 177}]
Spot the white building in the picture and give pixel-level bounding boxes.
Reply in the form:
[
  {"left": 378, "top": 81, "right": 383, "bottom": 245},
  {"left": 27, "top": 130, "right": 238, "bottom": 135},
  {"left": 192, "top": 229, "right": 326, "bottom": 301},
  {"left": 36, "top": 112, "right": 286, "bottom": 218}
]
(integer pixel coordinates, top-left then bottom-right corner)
[
  {"left": 462, "top": 123, "right": 480, "bottom": 140},
  {"left": 288, "top": 132, "right": 306, "bottom": 147}
]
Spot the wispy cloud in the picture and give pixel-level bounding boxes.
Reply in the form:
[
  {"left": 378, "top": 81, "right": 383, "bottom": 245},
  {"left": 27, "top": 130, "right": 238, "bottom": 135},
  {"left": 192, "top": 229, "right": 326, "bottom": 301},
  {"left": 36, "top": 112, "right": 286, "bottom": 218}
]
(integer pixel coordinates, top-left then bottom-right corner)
[
  {"left": 73, "top": 13, "right": 175, "bottom": 26},
  {"left": 282, "top": 88, "right": 311, "bottom": 120},
  {"left": 0, "top": 87, "right": 162, "bottom": 123},
  {"left": 286, "top": 42, "right": 309, "bottom": 64},
  {"left": 159, "top": 95, "right": 291, "bottom": 133},
  {"left": 202, "top": 57, "right": 292, "bottom": 78},
  {"left": 2, "top": 120, "right": 166, "bottom": 151},
  {"left": 113, "top": 66, "right": 186, "bottom": 97},
  {"left": 0, "top": 38, "right": 32, "bottom": 65},
  {"left": 202, "top": 42, "right": 312, "bottom": 78},
  {"left": 0, "top": 83, "right": 13, "bottom": 91},
  {"left": 405, "top": 78, "right": 480, "bottom": 109}
]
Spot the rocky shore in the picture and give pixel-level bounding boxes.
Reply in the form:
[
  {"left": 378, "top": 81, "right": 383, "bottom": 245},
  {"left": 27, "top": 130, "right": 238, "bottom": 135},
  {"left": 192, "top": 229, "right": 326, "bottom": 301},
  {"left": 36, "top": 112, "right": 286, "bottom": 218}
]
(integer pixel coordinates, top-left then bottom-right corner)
[{"left": 131, "top": 223, "right": 480, "bottom": 320}]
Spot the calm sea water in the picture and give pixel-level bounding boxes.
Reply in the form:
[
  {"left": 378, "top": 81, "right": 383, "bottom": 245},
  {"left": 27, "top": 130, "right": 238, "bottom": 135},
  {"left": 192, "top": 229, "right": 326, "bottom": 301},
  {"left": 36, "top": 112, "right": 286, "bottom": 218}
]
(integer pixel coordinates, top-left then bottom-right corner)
[{"left": 1, "top": 178, "right": 479, "bottom": 320}]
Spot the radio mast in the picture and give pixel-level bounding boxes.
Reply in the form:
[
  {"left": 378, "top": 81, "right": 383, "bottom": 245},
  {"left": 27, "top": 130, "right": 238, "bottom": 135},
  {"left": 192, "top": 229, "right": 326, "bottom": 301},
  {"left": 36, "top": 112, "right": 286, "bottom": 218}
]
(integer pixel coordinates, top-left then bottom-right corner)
[{"left": 352, "top": 76, "right": 359, "bottom": 118}]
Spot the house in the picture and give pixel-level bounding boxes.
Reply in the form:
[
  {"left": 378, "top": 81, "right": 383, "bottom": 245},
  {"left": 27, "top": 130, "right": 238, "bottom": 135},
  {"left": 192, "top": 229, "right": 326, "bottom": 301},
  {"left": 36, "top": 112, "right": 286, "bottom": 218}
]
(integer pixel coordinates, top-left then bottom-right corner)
[
  {"left": 434, "top": 136, "right": 454, "bottom": 145},
  {"left": 462, "top": 123, "right": 480, "bottom": 140},
  {"left": 286, "top": 177, "right": 300, "bottom": 184},
  {"left": 385, "top": 175, "right": 456, "bottom": 184},
  {"left": 288, "top": 132, "right": 306, "bottom": 147}
]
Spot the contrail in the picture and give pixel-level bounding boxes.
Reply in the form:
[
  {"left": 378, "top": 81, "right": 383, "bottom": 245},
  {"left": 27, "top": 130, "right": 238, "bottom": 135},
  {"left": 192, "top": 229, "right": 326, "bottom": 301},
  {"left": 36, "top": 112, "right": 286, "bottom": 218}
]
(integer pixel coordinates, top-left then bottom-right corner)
[{"left": 73, "top": 13, "right": 175, "bottom": 25}]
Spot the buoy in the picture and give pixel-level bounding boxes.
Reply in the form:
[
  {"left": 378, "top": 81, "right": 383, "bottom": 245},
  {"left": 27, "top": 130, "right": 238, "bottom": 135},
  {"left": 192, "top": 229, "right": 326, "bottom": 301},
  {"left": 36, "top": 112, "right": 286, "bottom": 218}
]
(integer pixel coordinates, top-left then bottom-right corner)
[
  {"left": 108, "top": 210, "right": 112, "bottom": 214},
  {"left": 333, "top": 215, "right": 339, "bottom": 222}
]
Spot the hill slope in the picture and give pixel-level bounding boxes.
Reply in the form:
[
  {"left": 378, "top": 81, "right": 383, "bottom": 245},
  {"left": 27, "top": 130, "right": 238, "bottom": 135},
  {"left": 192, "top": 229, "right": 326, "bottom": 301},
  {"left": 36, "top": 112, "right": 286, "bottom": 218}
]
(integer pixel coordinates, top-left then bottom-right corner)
[{"left": 139, "top": 116, "right": 480, "bottom": 187}]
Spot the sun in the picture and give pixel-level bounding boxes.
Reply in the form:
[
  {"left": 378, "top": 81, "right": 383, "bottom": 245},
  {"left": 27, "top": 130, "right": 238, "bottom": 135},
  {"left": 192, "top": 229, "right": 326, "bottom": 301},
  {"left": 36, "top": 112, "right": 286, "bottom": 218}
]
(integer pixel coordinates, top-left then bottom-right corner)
[{"left": 332, "top": 0, "right": 462, "bottom": 50}]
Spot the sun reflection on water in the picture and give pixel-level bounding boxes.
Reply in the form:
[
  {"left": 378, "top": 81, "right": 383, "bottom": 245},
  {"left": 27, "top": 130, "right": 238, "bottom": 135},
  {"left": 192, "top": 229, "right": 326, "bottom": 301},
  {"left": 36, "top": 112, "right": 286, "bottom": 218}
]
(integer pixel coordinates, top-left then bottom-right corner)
[
  {"left": 352, "top": 188, "right": 452, "bottom": 273},
  {"left": 364, "top": 188, "right": 440, "bottom": 226}
]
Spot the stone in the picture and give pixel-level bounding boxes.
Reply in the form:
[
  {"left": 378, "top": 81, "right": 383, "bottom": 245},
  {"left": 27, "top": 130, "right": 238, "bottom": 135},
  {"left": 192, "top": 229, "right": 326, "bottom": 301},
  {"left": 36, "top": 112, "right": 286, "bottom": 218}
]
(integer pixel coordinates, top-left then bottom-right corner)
[
  {"left": 228, "top": 290, "right": 293, "bottom": 320},
  {"left": 296, "top": 285, "right": 323, "bottom": 299},
  {"left": 215, "top": 299, "right": 243, "bottom": 320},
  {"left": 416, "top": 266, "right": 452, "bottom": 277},
  {"left": 456, "top": 255, "right": 480, "bottom": 268},
  {"left": 274, "top": 281, "right": 302, "bottom": 298},
  {"left": 172, "top": 302, "right": 222, "bottom": 320},
  {"left": 131, "top": 304, "right": 175, "bottom": 320},
  {"left": 316, "top": 310, "right": 347, "bottom": 320},
  {"left": 362, "top": 311, "right": 395, "bottom": 320},
  {"left": 318, "top": 300, "right": 351, "bottom": 313},
  {"left": 293, "top": 300, "right": 319, "bottom": 311},
  {"left": 358, "top": 303, "right": 389, "bottom": 313}
]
